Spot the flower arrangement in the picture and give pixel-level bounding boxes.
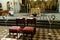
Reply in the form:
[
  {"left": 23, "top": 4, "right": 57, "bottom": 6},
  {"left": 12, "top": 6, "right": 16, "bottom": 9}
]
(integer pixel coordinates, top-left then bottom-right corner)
[{"left": 32, "top": 12, "right": 37, "bottom": 17}]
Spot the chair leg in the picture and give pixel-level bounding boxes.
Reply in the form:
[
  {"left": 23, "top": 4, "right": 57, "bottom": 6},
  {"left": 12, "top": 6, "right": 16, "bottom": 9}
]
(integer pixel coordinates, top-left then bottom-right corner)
[
  {"left": 23, "top": 33, "right": 25, "bottom": 40},
  {"left": 17, "top": 32, "right": 18, "bottom": 39},
  {"left": 9, "top": 32, "right": 11, "bottom": 37},
  {"left": 31, "top": 34, "right": 34, "bottom": 40}
]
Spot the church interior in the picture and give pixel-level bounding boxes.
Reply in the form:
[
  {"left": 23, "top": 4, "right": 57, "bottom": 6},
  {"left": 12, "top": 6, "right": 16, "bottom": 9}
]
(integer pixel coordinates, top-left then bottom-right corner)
[{"left": 0, "top": 0, "right": 60, "bottom": 40}]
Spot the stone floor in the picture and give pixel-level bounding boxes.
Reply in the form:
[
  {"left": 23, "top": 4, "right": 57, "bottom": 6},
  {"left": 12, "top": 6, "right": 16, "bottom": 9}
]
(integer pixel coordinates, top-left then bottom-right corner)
[
  {"left": 0, "top": 26, "right": 60, "bottom": 40},
  {"left": 0, "top": 26, "right": 9, "bottom": 40}
]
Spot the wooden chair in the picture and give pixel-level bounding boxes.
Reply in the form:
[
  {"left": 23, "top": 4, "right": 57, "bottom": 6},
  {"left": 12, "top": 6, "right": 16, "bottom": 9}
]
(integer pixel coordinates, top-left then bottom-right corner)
[
  {"left": 16, "top": 18, "right": 25, "bottom": 27},
  {"left": 9, "top": 18, "right": 25, "bottom": 38},
  {"left": 2, "top": 10, "right": 9, "bottom": 15},
  {"left": 9, "top": 26, "right": 22, "bottom": 38},
  {"left": 22, "top": 18, "right": 36, "bottom": 40},
  {"left": 0, "top": 10, "right": 9, "bottom": 16}
]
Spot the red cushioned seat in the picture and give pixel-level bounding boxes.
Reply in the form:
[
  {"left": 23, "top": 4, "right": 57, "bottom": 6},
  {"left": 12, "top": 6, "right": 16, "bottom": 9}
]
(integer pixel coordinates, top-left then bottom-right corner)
[
  {"left": 22, "top": 18, "right": 36, "bottom": 40},
  {"left": 24, "top": 18, "right": 36, "bottom": 34},
  {"left": 9, "top": 18, "right": 25, "bottom": 38},
  {"left": 9, "top": 26, "right": 22, "bottom": 33},
  {"left": 9, "top": 26, "right": 22, "bottom": 37},
  {"left": 22, "top": 26, "right": 35, "bottom": 33}
]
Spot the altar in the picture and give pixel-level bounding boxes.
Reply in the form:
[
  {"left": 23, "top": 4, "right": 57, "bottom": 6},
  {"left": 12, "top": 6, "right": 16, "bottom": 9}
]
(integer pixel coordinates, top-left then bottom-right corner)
[{"left": 30, "top": 8, "right": 40, "bottom": 16}]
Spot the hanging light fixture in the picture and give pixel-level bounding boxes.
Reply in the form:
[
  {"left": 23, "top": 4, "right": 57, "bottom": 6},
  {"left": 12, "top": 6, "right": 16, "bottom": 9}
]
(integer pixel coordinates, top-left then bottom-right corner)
[
  {"left": 30, "top": 0, "right": 32, "bottom": 1},
  {"left": 44, "top": 0, "right": 52, "bottom": 1},
  {"left": 50, "top": 0, "right": 52, "bottom": 1},
  {"left": 40, "top": 0, "right": 42, "bottom": 1},
  {"left": 44, "top": 0, "right": 48, "bottom": 2},
  {"left": 34, "top": 0, "right": 37, "bottom": 2}
]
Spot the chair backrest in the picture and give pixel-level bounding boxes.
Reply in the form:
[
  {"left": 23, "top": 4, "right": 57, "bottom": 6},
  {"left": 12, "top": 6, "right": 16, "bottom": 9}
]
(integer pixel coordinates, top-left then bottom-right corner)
[
  {"left": 27, "top": 18, "right": 36, "bottom": 27},
  {"left": 16, "top": 18, "right": 25, "bottom": 27}
]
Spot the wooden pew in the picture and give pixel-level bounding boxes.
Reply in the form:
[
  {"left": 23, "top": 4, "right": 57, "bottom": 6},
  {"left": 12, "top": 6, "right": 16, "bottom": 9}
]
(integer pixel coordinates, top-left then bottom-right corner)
[{"left": 0, "top": 10, "right": 9, "bottom": 16}]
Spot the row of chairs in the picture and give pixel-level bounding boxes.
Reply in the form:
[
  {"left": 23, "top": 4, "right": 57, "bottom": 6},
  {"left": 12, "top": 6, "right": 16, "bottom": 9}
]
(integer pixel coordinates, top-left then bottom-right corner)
[
  {"left": 16, "top": 18, "right": 36, "bottom": 27},
  {"left": 9, "top": 18, "right": 36, "bottom": 40}
]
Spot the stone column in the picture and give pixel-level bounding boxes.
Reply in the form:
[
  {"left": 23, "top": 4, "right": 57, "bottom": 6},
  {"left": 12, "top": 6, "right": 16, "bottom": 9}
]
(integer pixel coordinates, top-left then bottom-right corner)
[
  {"left": 13, "top": 0, "right": 18, "bottom": 13},
  {"left": 58, "top": 0, "right": 60, "bottom": 12},
  {"left": 13, "top": 0, "right": 20, "bottom": 13},
  {"left": 17, "top": 0, "right": 20, "bottom": 13}
]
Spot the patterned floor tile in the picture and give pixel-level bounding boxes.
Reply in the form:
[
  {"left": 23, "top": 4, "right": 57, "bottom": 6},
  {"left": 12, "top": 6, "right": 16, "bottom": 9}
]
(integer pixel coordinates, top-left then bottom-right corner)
[{"left": 0, "top": 26, "right": 60, "bottom": 40}]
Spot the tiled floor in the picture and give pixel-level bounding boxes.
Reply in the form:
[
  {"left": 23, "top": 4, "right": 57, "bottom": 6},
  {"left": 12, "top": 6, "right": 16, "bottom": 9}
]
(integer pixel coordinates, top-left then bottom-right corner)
[
  {"left": 0, "top": 26, "right": 9, "bottom": 40},
  {"left": 0, "top": 26, "right": 60, "bottom": 40}
]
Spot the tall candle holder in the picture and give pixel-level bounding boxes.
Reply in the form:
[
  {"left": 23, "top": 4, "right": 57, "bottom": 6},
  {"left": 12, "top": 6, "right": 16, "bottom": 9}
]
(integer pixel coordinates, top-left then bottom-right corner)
[{"left": 47, "top": 14, "right": 55, "bottom": 35}]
